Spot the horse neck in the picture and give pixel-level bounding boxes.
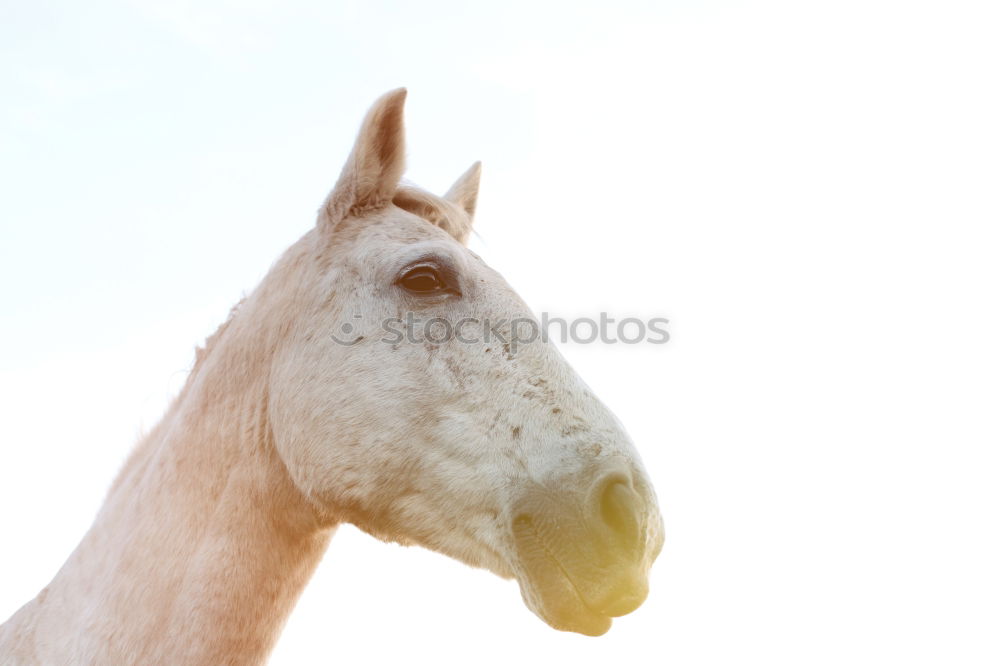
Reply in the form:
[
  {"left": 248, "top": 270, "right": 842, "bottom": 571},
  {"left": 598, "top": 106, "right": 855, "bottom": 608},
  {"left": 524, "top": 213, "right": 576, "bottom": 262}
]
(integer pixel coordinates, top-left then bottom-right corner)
[{"left": 9, "top": 294, "right": 334, "bottom": 665}]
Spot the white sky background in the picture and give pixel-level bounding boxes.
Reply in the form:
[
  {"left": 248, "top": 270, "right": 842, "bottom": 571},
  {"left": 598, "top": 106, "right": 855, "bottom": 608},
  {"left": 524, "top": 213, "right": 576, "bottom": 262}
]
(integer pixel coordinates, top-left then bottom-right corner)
[{"left": 1, "top": 0, "right": 998, "bottom": 664}]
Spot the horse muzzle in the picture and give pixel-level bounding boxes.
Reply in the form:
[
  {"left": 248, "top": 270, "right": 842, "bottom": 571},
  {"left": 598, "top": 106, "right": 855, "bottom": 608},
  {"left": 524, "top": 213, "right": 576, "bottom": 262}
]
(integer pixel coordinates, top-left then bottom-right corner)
[{"left": 510, "top": 467, "right": 663, "bottom": 636}]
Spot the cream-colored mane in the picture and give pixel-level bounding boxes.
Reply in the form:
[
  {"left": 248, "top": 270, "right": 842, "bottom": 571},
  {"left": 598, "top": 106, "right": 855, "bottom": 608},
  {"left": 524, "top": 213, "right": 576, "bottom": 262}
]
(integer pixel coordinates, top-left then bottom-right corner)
[{"left": 0, "top": 89, "right": 663, "bottom": 665}]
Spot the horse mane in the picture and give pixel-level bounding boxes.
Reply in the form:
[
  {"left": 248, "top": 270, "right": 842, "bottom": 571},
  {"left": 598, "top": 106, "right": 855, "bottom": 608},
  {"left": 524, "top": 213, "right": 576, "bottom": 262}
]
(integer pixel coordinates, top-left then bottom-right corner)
[{"left": 192, "top": 297, "right": 246, "bottom": 375}]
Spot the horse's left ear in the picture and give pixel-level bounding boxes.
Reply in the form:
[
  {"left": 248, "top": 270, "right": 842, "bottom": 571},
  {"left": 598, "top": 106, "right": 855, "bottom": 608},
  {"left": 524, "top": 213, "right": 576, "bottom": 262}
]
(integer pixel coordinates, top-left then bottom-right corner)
[{"left": 445, "top": 161, "right": 481, "bottom": 222}]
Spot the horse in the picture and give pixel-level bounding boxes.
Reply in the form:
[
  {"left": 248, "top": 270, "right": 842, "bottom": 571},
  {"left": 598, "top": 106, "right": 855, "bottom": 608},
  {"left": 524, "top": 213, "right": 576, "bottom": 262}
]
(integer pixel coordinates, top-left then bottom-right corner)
[{"left": 0, "top": 88, "right": 664, "bottom": 665}]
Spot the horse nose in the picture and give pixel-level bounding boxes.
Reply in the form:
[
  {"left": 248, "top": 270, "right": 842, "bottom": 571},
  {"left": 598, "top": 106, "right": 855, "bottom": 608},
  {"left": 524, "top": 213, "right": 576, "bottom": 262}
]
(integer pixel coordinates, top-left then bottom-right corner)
[
  {"left": 511, "top": 469, "right": 656, "bottom": 622},
  {"left": 589, "top": 474, "right": 649, "bottom": 616},
  {"left": 595, "top": 475, "right": 642, "bottom": 555}
]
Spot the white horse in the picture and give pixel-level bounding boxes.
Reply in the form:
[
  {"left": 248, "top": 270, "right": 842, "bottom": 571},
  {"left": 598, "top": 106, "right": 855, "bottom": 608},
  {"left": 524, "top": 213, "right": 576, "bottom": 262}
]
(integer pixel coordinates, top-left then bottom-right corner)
[{"left": 0, "top": 89, "right": 664, "bottom": 665}]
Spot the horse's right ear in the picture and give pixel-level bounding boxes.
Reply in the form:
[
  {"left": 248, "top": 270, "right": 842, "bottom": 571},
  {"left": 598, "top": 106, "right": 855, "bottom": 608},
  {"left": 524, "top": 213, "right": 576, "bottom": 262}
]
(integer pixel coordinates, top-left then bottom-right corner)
[{"left": 320, "top": 88, "right": 408, "bottom": 229}]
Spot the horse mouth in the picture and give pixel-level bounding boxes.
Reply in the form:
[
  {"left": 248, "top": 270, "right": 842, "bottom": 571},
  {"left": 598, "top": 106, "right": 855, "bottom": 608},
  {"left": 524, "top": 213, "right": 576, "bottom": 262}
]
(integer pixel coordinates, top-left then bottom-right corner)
[
  {"left": 530, "top": 579, "right": 616, "bottom": 637},
  {"left": 511, "top": 515, "right": 649, "bottom": 637}
]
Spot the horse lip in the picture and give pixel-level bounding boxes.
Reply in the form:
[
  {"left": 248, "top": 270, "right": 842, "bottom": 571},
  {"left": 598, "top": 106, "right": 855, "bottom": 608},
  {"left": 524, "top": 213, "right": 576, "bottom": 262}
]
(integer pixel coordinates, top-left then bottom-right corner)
[
  {"left": 596, "top": 582, "right": 647, "bottom": 617},
  {"left": 511, "top": 514, "right": 645, "bottom": 635},
  {"left": 546, "top": 560, "right": 647, "bottom": 620},
  {"left": 525, "top": 567, "right": 614, "bottom": 637}
]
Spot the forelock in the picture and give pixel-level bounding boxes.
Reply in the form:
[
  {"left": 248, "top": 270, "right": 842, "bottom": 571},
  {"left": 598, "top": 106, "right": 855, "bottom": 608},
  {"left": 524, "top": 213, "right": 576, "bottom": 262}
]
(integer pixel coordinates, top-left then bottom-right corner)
[{"left": 392, "top": 185, "right": 471, "bottom": 242}]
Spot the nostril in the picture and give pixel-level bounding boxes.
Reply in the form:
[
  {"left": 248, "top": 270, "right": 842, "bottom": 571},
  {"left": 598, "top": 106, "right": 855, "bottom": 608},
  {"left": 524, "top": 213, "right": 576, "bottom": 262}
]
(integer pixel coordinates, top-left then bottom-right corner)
[
  {"left": 512, "top": 514, "right": 533, "bottom": 531},
  {"left": 599, "top": 480, "right": 641, "bottom": 548}
]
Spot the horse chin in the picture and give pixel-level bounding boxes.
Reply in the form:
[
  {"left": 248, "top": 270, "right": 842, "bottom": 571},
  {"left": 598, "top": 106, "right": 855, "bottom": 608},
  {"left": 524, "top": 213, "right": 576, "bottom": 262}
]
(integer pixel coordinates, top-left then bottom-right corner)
[{"left": 516, "top": 570, "right": 614, "bottom": 637}]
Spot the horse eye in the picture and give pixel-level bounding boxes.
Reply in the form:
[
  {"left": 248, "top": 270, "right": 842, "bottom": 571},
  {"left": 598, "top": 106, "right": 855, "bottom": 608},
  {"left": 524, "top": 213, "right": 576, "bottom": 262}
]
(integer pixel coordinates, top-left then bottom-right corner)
[{"left": 398, "top": 266, "right": 446, "bottom": 294}]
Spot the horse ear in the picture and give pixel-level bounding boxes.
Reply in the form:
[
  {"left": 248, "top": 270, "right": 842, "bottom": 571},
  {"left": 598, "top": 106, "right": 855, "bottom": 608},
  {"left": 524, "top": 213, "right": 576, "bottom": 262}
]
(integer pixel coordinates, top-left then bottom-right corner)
[
  {"left": 444, "top": 161, "right": 481, "bottom": 221},
  {"left": 321, "top": 88, "right": 408, "bottom": 228}
]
